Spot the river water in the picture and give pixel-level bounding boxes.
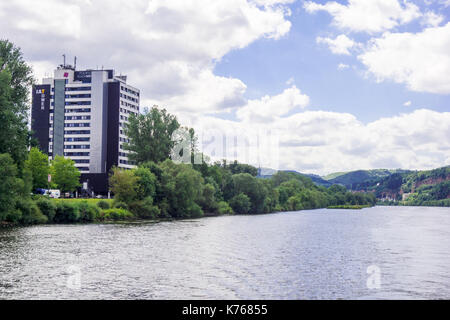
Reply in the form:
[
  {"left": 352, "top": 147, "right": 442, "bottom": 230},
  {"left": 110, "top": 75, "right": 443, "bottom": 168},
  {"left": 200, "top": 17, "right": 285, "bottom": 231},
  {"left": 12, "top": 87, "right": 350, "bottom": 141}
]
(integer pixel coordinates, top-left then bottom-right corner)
[{"left": 1, "top": 206, "right": 449, "bottom": 299}]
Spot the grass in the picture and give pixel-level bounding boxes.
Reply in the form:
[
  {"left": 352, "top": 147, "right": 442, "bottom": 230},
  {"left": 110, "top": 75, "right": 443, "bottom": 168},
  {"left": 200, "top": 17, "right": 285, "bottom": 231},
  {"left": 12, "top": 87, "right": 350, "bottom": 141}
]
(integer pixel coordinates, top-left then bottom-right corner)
[
  {"left": 51, "top": 198, "right": 114, "bottom": 205},
  {"left": 327, "top": 205, "right": 372, "bottom": 210}
]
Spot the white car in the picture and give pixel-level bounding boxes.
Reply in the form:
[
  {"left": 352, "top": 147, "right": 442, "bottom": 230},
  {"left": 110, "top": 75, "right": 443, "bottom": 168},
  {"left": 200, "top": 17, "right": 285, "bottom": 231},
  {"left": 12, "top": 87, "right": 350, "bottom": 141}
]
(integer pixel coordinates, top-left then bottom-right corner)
[{"left": 48, "top": 189, "right": 61, "bottom": 199}]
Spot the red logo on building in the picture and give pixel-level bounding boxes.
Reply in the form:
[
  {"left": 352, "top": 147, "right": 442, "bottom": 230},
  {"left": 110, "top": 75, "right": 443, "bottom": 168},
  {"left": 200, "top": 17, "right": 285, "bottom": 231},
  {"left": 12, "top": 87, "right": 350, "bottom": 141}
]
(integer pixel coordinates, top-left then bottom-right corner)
[{"left": 64, "top": 72, "right": 68, "bottom": 77}]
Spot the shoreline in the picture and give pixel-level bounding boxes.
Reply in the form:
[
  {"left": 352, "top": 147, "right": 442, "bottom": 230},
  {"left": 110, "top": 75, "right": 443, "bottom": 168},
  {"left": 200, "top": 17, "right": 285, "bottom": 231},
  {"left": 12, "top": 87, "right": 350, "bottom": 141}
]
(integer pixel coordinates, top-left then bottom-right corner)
[
  {"left": 3, "top": 203, "right": 448, "bottom": 230},
  {"left": 6, "top": 204, "right": 444, "bottom": 229}
]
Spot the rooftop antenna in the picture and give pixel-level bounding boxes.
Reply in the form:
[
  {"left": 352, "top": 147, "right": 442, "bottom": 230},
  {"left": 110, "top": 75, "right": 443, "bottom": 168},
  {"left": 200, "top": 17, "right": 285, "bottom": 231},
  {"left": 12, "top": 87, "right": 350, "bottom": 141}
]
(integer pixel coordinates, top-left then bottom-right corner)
[
  {"left": 62, "top": 54, "right": 66, "bottom": 67},
  {"left": 74, "top": 56, "right": 77, "bottom": 70}
]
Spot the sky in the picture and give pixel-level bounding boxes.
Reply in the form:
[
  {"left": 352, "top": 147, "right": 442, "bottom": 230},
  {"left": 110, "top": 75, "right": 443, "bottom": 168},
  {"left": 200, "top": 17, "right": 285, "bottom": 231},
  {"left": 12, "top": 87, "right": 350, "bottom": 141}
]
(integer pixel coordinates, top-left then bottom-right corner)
[{"left": 0, "top": 0, "right": 449, "bottom": 175}]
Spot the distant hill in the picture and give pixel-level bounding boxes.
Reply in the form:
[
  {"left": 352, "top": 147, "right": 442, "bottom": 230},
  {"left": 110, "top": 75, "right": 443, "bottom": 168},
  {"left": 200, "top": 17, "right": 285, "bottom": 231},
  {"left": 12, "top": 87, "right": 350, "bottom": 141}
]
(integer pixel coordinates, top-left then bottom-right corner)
[
  {"left": 257, "top": 166, "right": 450, "bottom": 206},
  {"left": 322, "top": 172, "right": 347, "bottom": 181},
  {"left": 257, "top": 169, "right": 332, "bottom": 187},
  {"left": 325, "top": 169, "right": 412, "bottom": 189},
  {"left": 346, "top": 166, "right": 450, "bottom": 206},
  {"left": 285, "top": 171, "right": 332, "bottom": 187}
]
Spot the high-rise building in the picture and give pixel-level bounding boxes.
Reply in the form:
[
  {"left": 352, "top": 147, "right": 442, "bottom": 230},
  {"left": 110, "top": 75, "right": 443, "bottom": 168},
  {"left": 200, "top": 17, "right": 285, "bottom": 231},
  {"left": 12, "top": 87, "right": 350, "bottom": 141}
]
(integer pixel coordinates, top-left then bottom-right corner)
[{"left": 31, "top": 62, "right": 140, "bottom": 194}]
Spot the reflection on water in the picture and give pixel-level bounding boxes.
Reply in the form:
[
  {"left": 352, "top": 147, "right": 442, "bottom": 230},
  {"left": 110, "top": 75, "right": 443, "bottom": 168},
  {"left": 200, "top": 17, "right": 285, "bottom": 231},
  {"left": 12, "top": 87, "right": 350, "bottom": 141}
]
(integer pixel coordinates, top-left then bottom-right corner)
[{"left": 0, "top": 206, "right": 449, "bottom": 299}]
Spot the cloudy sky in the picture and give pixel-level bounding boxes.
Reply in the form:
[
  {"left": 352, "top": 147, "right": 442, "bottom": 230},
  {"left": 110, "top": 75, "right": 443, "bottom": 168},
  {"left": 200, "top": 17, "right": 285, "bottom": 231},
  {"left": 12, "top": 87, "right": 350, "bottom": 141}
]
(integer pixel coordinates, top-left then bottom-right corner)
[{"left": 1, "top": 0, "right": 449, "bottom": 174}]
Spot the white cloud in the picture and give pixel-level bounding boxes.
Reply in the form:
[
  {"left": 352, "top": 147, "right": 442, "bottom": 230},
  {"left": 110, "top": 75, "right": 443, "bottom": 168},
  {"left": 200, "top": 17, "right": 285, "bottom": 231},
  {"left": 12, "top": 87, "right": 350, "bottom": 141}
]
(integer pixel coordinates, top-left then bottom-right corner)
[
  {"left": 251, "top": 0, "right": 296, "bottom": 6},
  {"left": 2, "top": 0, "right": 449, "bottom": 174},
  {"left": 403, "top": 101, "right": 412, "bottom": 107},
  {"left": 421, "top": 11, "right": 444, "bottom": 27},
  {"left": 0, "top": 0, "right": 293, "bottom": 114},
  {"left": 359, "top": 22, "right": 450, "bottom": 94},
  {"left": 188, "top": 106, "right": 450, "bottom": 175},
  {"left": 304, "top": 0, "right": 422, "bottom": 33},
  {"left": 316, "top": 34, "right": 358, "bottom": 55},
  {"left": 236, "top": 85, "right": 310, "bottom": 122},
  {"left": 337, "top": 63, "right": 350, "bottom": 70},
  {"left": 285, "top": 77, "right": 295, "bottom": 85},
  {"left": 0, "top": 0, "right": 81, "bottom": 38}
]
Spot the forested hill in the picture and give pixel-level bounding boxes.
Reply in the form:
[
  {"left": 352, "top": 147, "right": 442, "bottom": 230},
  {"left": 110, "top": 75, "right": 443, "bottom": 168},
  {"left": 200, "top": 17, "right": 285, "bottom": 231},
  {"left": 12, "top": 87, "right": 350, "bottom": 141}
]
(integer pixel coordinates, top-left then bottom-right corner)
[
  {"left": 258, "top": 169, "right": 332, "bottom": 187},
  {"left": 323, "top": 169, "right": 412, "bottom": 189},
  {"left": 345, "top": 166, "right": 450, "bottom": 206},
  {"left": 259, "top": 166, "right": 450, "bottom": 207},
  {"left": 283, "top": 171, "right": 332, "bottom": 187}
]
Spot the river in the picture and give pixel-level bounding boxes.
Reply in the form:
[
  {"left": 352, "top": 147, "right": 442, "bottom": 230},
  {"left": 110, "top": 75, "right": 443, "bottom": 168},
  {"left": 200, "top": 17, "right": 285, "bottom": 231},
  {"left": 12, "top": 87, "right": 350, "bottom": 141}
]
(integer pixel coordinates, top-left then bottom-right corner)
[{"left": 1, "top": 206, "right": 449, "bottom": 299}]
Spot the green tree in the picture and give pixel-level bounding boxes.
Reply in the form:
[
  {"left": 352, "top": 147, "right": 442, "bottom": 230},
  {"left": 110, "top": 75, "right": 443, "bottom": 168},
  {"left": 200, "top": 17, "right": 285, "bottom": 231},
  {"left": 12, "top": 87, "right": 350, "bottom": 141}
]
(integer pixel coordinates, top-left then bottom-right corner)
[
  {"left": 124, "top": 106, "right": 180, "bottom": 164},
  {"left": 25, "top": 147, "right": 50, "bottom": 190},
  {"left": 0, "top": 153, "right": 21, "bottom": 221},
  {"left": 50, "top": 155, "right": 80, "bottom": 193},
  {"left": 0, "top": 40, "right": 34, "bottom": 169},
  {"left": 109, "top": 167, "right": 139, "bottom": 203},
  {"left": 159, "top": 160, "right": 204, "bottom": 218},
  {"left": 217, "top": 201, "right": 233, "bottom": 215},
  {"left": 134, "top": 166, "right": 157, "bottom": 200},
  {"left": 198, "top": 183, "right": 218, "bottom": 213},
  {"left": 227, "top": 160, "right": 258, "bottom": 176},
  {"left": 232, "top": 173, "right": 267, "bottom": 214},
  {"left": 229, "top": 193, "right": 251, "bottom": 214}
]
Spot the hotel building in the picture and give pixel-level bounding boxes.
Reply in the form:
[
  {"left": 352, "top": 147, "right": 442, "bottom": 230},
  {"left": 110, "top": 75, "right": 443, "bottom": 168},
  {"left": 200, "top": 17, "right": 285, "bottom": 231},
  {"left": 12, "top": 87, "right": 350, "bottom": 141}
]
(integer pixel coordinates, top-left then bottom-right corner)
[{"left": 31, "top": 63, "right": 140, "bottom": 194}]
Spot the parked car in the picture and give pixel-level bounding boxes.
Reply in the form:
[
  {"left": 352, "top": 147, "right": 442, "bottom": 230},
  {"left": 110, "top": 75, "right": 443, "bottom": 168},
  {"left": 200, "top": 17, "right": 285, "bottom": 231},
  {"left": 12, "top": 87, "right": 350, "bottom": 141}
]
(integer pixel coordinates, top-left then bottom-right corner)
[
  {"left": 35, "top": 188, "right": 48, "bottom": 195},
  {"left": 48, "top": 189, "right": 61, "bottom": 199}
]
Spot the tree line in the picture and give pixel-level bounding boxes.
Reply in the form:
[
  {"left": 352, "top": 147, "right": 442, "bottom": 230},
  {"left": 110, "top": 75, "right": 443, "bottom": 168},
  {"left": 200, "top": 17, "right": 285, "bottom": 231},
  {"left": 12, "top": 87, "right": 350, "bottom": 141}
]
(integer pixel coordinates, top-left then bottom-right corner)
[
  {"left": 104, "top": 106, "right": 375, "bottom": 220},
  {"left": 0, "top": 39, "right": 375, "bottom": 226}
]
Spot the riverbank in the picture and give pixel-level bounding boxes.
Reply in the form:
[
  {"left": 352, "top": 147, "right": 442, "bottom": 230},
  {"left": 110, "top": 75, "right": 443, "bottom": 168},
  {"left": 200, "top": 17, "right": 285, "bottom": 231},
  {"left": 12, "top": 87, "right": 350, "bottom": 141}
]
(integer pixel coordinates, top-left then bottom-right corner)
[
  {"left": 1, "top": 197, "right": 377, "bottom": 229},
  {"left": 377, "top": 199, "right": 450, "bottom": 207},
  {"left": 327, "top": 205, "right": 372, "bottom": 209}
]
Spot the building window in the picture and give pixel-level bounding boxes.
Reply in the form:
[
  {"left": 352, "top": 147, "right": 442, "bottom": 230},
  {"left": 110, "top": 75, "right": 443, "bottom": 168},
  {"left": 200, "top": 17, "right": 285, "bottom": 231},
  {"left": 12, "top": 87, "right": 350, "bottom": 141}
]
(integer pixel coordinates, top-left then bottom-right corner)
[
  {"left": 64, "top": 123, "right": 90, "bottom": 127},
  {"left": 64, "top": 130, "right": 91, "bottom": 135}
]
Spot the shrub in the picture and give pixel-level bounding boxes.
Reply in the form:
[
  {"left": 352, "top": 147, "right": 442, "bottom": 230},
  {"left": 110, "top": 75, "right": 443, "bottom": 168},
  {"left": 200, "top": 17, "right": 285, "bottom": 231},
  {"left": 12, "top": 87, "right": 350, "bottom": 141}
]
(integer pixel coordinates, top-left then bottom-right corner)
[
  {"left": 54, "top": 202, "right": 80, "bottom": 223},
  {"left": 228, "top": 193, "right": 251, "bottom": 214},
  {"left": 113, "top": 201, "right": 129, "bottom": 210},
  {"left": 16, "top": 199, "right": 48, "bottom": 225},
  {"left": 0, "top": 153, "right": 21, "bottom": 222},
  {"left": 109, "top": 167, "right": 139, "bottom": 203},
  {"left": 101, "top": 208, "right": 134, "bottom": 221},
  {"left": 36, "top": 198, "right": 56, "bottom": 222},
  {"left": 217, "top": 201, "right": 233, "bottom": 215},
  {"left": 5, "top": 209, "right": 22, "bottom": 224},
  {"left": 78, "top": 201, "right": 100, "bottom": 222},
  {"left": 186, "top": 203, "right": 203, "bottom": 218},
  {"left": 128, "top": 197, "right": 160, "bottom": 219},
  {"left": 97, "top": 200, "right": 110, "bottom": 210}
]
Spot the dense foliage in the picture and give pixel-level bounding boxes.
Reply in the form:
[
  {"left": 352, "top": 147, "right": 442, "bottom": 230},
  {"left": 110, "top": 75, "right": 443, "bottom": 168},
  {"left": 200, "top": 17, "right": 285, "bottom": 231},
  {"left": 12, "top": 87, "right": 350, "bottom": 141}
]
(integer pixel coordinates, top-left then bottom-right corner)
[
  {"left": 323, "top": 169, "right": 412, "bottom": 190},
  {"left": 50, "top": 156, "right": 81, "bottom": 193},
  {"left": 25, "top": 147, "right": 50, "bottom": 190},
  {"left": 107, "top": 159, "right": 376, "bottom": 220},
  {"left": 123, "top": 106, "right": 180, "bottom": 164},
  {"left": 0, "top": 40, "right": 34, "bottom": 170},
  {"left": 340, "top": 166, "right": 450, "bottom": 206},
  {"left": 0, "top": 40, "right": 48, "bottom": 226}
]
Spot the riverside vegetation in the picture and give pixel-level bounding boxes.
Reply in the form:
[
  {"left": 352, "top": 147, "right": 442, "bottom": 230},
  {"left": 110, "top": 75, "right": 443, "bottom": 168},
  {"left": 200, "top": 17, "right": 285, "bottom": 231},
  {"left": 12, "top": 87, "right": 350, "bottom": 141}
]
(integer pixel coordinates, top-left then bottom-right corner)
[{"left": 0, "top": 40, "right": 377, "bottom": 226}]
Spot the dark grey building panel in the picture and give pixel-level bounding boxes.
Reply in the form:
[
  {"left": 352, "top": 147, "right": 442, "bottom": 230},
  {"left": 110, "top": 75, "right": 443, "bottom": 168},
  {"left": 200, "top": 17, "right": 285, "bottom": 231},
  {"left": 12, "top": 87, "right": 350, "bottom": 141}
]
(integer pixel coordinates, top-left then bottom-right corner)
[
  {"left": 53, "top": 79, "right": 66, "bottom": 157},
  {"left": 106, "top": 82, "right": 120, "bottom": 173},
  {"left": 31, "top": 84, "right": 51, "bottom": 153}
]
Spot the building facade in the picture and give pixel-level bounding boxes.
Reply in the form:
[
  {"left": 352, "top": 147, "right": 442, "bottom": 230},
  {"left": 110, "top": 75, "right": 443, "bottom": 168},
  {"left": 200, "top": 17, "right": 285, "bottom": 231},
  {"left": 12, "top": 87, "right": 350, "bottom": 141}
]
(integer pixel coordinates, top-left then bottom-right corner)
[{"left": 31, "top": 64, "right": 139, "bottom": 194}]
